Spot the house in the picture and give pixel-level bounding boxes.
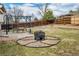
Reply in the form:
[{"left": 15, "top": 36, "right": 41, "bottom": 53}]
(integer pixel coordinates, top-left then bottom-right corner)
[
  {"left": 55, "top": 14, "right": 72, "bottom": 24},
  {"left": 71, "top": 14, "right": 79, "bottom": 25},
  {"left": 0, "top": 4, "right": 6, "bottom": 30}
]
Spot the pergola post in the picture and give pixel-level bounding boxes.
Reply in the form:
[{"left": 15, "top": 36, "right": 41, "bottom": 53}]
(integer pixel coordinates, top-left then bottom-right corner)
[
  {"left": 5, "top": 14, "right": 9, "bottom": 35},
  {"left": 28, "top": 16, "right": 32, "bottom": 33}
]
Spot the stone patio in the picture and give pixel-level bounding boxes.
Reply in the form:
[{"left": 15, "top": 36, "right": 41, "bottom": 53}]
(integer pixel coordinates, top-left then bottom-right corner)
[
  {"left": 17, "top": 36, "right": 60, "bottom": 48},
  {"left": 0, "top": 31, "right": 34, "bottom": 41}
]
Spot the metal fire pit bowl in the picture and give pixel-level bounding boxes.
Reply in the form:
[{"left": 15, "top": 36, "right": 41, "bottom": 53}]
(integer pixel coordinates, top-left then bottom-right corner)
[
  {"left": 34, "top": 31, "right": 45, "bottom": 41},
  {"left": 16, "top": 31, "right": 61, "bottom": 48}
]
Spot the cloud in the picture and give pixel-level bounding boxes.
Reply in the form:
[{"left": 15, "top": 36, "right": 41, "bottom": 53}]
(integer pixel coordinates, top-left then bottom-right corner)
[
  {"left": 21, "top": 3, "right": 35, "bottom": 7},
  {"left": 4, "top": 3, "right": 79, "bottom": 19},
  {"left": 48, "top": 3, "right": 79, "bottom": 16},
  {"left": 4, "top": 3, "right": 41, "bottom": 19},
  {"left": 48, "top": 3, "right": 68, "bottom": 16},
  {"left": 18, "top": 4, "right": 41, "bottom": 19}
]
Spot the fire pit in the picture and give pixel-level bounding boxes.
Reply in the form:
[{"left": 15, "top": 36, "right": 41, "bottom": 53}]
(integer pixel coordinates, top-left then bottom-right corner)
[
  {"left": 17, "top": 31, "right": 60, "bottom": 48},
  {"left": 34, "top": 31, "right": 45, "bottom": 41}
]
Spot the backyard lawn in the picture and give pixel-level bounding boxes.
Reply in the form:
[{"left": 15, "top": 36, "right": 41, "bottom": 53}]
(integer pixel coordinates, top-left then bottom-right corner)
[{"left": 0, "top": 24, "right": 79, "bottom": 56}]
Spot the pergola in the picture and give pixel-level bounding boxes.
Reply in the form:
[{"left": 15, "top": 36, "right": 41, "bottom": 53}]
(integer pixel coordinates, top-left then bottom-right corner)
[
  {"left": 14, "top": 16, "right": 32, "bottom": 33},
  {"left": 3, "top": 14, "right": 32, "bottom": 35}
]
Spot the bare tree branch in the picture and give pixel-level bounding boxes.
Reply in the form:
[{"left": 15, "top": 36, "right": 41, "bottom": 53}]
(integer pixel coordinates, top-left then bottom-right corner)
[{"left": 37, "top": 3, "right": 50, "bottom": 17}]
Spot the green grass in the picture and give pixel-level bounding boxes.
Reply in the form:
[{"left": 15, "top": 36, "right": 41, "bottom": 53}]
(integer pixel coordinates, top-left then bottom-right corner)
[
  {"left": 0, "top": 41, "right": 57, "bottom": 56},
  {"left": 0, "top": 24, "right": 79, "bottom": 56}
]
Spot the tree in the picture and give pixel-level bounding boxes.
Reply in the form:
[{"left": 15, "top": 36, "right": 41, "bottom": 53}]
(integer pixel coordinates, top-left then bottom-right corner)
[
  {"left": 34, "top": 17, "right": 38, "bottom": 21},
  {"left": 69, "top": 8, "right": 79, "bottom": 15},
  {"left": 36, "top": 3, "right": 55, "bottom": 20},
  {"left": 13, "top": 7, "right": 23, "bottom": 23},
  {"left": 43, "top": 9, "right": 55, "bottom": 20},
  {"left": 9, "top": 6, "right": 24, "bottom": 32},
  {"left": 69, "top": 10, "right": 73, "bottom": 13},
  {"left": 37, "top": 3, "right": 50, "bottom": 17}
]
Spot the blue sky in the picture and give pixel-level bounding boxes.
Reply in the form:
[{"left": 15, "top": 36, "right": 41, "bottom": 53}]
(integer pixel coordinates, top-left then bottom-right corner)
[{"left": 3, "top": 3, "right": 79, "bottom": 19}]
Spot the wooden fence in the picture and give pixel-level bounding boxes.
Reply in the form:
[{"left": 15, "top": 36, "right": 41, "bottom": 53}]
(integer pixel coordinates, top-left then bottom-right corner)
[{"left": 1, "top": 19, "right": 55, "bottom": 30}]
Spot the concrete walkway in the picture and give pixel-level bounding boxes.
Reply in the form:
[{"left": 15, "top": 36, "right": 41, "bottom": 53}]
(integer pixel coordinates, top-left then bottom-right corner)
[
  {"left": 0, "top": 31, "right": 34, "bottom": 41},
  {"left": 8, "top": 32, "right": 34, "bottom": 39}
]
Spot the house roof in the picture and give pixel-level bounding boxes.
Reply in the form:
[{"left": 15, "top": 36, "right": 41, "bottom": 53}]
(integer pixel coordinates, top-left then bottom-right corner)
[{"left": 0, "top": 4, "right": 6, "bottom": 14}]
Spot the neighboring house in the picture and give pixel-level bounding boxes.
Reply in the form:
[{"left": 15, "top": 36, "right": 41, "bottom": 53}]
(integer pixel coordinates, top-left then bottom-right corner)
[
  {"left": 55, "top": 14, "right": 72, "bottom": 24},
  {"left": 56, "top": 13, "right": 79, "bottom": 25},
  {"left": 71, "top": 14, "right": 79, "bottom": 25},
  {"left": 0, "top": 4, "right": 6, "bottom": 30}
]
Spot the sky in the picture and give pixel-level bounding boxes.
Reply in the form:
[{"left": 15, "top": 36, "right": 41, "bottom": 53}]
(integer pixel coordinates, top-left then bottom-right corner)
[{"left": 3, "top": 3, "right": 79, "bottom": 19}]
